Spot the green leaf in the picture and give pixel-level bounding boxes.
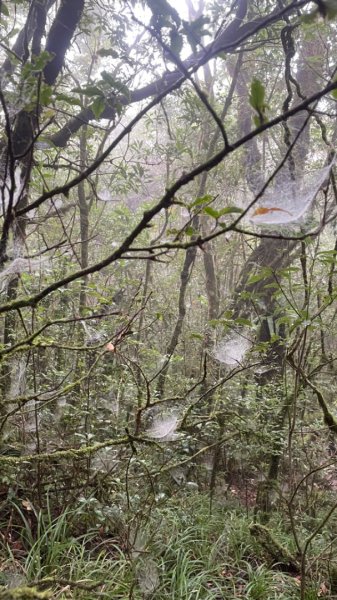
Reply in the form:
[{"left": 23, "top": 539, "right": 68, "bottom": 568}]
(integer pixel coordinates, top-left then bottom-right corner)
[
  {"left": 40, "top": 84, "right": 52, "bottom": 106},
  {"left": 169, "top": 29, "right": 183, "bottom": 57},
  {"left": 33, "top": 50, "right": 54, "bottom": 71},
  {"left": 275, "top": 315, "right": 293, "bottom": 326},
  {"left": 0, "top": 2, "right": 9, "bottom": 16},
  {"left": 203, "top": 205, "right": 243, "bottom": 219},
  {"left": 182, "top": 16, "right": 210, "bottom": 52},
  {"left": 234, "top": 318, "right": 252, "bottom": 327},
  {"left": 253, "top": 115, "right": 262, "bottom": 128},
  {"left": 249, "top": 78, "right": 265, "bottom": 111},
  {"left": 111, "top": 80, "right": 129, "bottom": 97},
  {"left": 190, "top": 332, "right": 203, "bottom": 340},
  {"left": 72, "top": 85, "right": 103, "bottom": 97},
  {"left": 247, "top": 273, "right": 266, "bottom": 284},
  {"left": 55, "top": 92, "right": 82, "bottom": 106},
  {"left": 99, "top": 74, "right": 130, "bottom": 97},
  {"left": 218, "top": 206, "right": 243, "bottom": 216},
  {"left": 301, "top": 11, "right": 318, "bottom": 23},
  {"left": 114, "top": 100, "right": 123, "bottom": 115},
  {"left": 97, "top": 48, "right": 119, "bottom": 58},
  {"left": 318, "top": 250, "right": 337, "bottom": 263},
  {"left": 91, "top": 96, "right": 106, "bottom": 118},
  {"left": 203, "top": 206, "right": 220, "bottom": 219},
  {"left": 190, "top": 194, "right": 213, "bottom": 208},
  {"left": 146, "top": 0, "right": 180, "bottom": 26},
  {"left": 100, "top": 71, "right": 117, "bottom": 86},
  {"left": 247, "top": 267, "right": 272, "bottom": 284},
  {"left": 331, "top": 79, "right": 337, "bottom": 99},
  {"left": 249, "top": 78, "right": 268, "bottom": 125},
  {"left": 264, "top": 282, "right": 279, "bottom": 290},
  {"left": 209, "top": 319, "right": 222, "bottom": 327}
]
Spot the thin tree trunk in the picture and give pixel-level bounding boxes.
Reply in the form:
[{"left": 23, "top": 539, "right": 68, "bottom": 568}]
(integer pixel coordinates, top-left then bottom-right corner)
[
  {"left": 0, "top": 0, "right": 85, "bottom": 443},
  {"left": 156, "top": 52, "right": 243, "bottom": 396},
  {"left": 78, "top": 127, "right": 89, "bottom": 314},
  {"left": 233, "top": 29, "right": 326, "bottom": 516},
  {"left": 157, "top": 239, "right": 198, "bottom": 397}
]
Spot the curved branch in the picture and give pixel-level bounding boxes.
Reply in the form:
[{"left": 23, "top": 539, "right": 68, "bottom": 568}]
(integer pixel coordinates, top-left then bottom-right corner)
[
  {"left": 0, "top": 77, "right": 334, "bottom": 317},
  {"left": 50, "top": 0, "right": 310, "bottom": 147},
  {"left": 43, "top": 0, "right": 85, "bottom": 85}
]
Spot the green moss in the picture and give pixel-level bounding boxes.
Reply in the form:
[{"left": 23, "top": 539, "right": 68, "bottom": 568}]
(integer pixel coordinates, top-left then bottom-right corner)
[{"left": 0, "top": 587, "right": 52, "bottom": 600}]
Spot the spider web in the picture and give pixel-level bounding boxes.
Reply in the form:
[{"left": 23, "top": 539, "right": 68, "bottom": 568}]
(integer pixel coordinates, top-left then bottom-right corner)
[
  {"left": 248, "top": 160, "right": 334, "bottom": 226},
  {"left": 0, "top": 167, "right": 25, "bottom": 215},
  {"left": 213, "top": 330, "right": 252, "bottom": 366},
  {"left": 145, "top": 413, "right": 182, "bottom": 441}
]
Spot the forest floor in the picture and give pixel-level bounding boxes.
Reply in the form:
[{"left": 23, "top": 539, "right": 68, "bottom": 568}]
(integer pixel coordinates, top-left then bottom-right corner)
[{"left": 0, "top": 489, "right": 336, "bottom": 599}]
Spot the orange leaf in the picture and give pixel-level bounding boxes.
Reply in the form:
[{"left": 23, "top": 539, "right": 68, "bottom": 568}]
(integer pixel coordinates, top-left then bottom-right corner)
[{"left": 252, "top": 206, "right": 292, "bottom": 216}]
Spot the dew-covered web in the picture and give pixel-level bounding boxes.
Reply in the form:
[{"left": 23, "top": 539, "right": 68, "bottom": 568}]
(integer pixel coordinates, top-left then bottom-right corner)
[
  {"left": 136, "top": 559, "right": 160, "bottom": 596},
  {"left": 213, "top": 330, "right": 252, "bottom": 366},
  {"left": 97, "top": 189, "right": 113, "bottom": 202},
  {"left": 0, "top": 166, "right": 25, "bottom": 215},
  {"left": 247, "top": 160, "right": 334, "bottom": 226},
  {"left": 143, "top": 406, "right": 186, "bottom": 442},
  {"left": 0, "top": 257, "right": 50, "bottom": 292},
  {"left": 214, "top": 161, "right": 334, "bottom": 366},
  {"left": 145, "top": 412, "right": 182, "bottom": 441},
  {"left": 9, "top": 356, "right": 26, "bottom": 400},
  {"left": 80, "top": 319, "right": 106, "bottom": 345}
]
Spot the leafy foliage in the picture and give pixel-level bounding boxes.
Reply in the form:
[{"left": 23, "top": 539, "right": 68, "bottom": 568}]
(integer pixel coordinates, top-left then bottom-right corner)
[{"left": 1, "top": 0, "right": 337, "bottom": 598}]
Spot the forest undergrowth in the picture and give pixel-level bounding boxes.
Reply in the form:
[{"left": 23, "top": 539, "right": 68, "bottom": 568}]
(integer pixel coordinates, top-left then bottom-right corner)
[
  {"left": 1, "top": 485, "right": 337, "bottom": 599},
  {"left": 3, "top": 0, "right": 337, "bottom": 598}
]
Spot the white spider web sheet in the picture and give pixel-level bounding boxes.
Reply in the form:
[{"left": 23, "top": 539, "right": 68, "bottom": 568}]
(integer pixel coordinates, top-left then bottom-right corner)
[
  {"left": 0, "top": 257, "right": 49, "bottom": 279},
  {"left": 247, "top": 160, "right": 335, "bottom": 226},
  {"left": 0, "top": 167, "right": 25, "bottom": 215},
  {"left": 0, "top": 257, "right": 51, "bottom": 295},
  {"left": 145, "top": 412, "right": 183, "bottom": 441},
  {"left": 213, "top": 330, "right": 252, "bottom": 366}
]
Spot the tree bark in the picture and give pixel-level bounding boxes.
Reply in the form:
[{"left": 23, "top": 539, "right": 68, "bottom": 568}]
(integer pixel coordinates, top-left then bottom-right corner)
[
  {"left": 0, "top": 0, "right": 85, "bottom": 441},
  {"left": 232, "top": 28, "right": 327, "bottom": 516},
  {"left": 78, "top": 127, "right": 89, "bottom": 314}
]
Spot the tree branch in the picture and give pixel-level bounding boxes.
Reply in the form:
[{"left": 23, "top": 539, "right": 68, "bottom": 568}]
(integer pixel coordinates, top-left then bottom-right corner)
[{"left": 49, "top": 0, "right": 310, "bottom": 147}]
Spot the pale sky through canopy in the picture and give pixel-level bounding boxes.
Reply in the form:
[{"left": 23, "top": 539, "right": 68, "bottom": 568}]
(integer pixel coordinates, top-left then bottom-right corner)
[{"left": 169, "top": 0, "right": 189, "bottom": 19}]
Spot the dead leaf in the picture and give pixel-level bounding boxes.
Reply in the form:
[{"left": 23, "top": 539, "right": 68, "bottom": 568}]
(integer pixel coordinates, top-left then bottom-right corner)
[
  {"left": 318, "top": 582, "right": 329, "bottom": 596},
  {"left": 252, "top": 206, "right": 292, "bottom": 216},
  {"left": 21, "top": 499, "right": 33, "bottom": 511}
]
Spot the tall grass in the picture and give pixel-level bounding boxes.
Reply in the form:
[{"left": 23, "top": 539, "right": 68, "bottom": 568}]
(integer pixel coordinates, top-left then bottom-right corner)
[{"left": 0, "top": 493, "right": 329, "bottom": 598}]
